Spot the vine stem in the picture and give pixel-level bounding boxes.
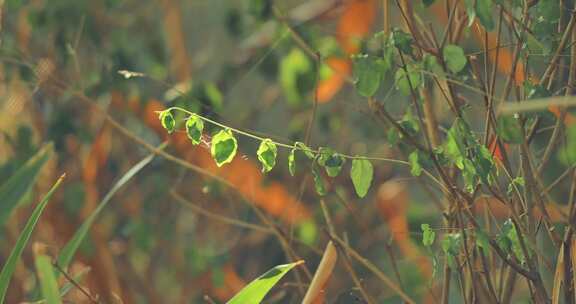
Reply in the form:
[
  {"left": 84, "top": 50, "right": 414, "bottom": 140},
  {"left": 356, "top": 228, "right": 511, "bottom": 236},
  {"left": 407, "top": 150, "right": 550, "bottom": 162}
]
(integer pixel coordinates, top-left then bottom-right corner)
[{"left": 163, "top": 106, "right": 449, "bottom": 192}]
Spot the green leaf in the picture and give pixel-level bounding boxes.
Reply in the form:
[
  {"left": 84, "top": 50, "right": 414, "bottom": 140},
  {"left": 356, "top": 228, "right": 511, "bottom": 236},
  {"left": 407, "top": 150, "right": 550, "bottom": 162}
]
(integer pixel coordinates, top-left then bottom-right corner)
[
  {"left": 280, "top": 48, "right": 312, "bottom": 106},
  {"left": 475, "top": 145, "right": 496, "bottom": 186},
  {"left": 529, "top": 0, "right": 561, "bottom": 55},
  {"left": 316, "top": 147, "right": 335, "bottom": 167},
  {"left": 464, "top": 0, "right": 494, "bottom": 30},
  {"left": 248, "top": 0, "right": 272, "bottom": 20},
  {"left": 0, "top": 143, "right": 53, "bottom": 226},
  {"left": 202, "top": 82, "right": 224, "bottom": 112},
  {"left": 497, "top": 115, "right": 523, "bottom": 144},
  {"left": 395, "top": 64, "right": 422, "bottom": 95},
  {"left": 387, "top": 128, "right": 399, "bottom": 146},
  {"left": 442, "top": 233, "right": 462, "bottom": 268},
  {"left": 295, "top": 142, "right": 315, "bottom": 159},
  {"left": 476, "top": 230, "right": 490, "bottom": 255},
  {"left": 444, "top": 119, "right": 467, "bottom": 169},
  {"left": 211, "top": 129, "right": 238, "bottom": 167},
  {"left": 498, "top": 219, "right": 526, "bottom": 263},
  {"left": 296, "top": 220, "right": 317, "bottom": 246},
  {"left": 311, "top": 163, "right": 327, "bottom": 196},
  {"left": 227, "top": 261, "right": 303, "bottom": 304},
  {"left": 524, "top": 82, "right": 551, "bottom": 100},
  {"left": 352, "top": 54, "right": 389, "bottom": 97},
  {"left": 422, "top": 0, "right": 435, "bottom": 7},
  {"left": 442, "top": 233, "right": 462, "bottom": 255},
  {"left": 158, "top": 110, "right": 176, "bottom": 134},
  {"left": 399, "top": 108, "right": 420, "bottom": 135},
  {"left": 476, "top": 0, "right": 494, "bottom": 31},
  {"left": 421, "top": 224, "right": 435, "bottom": 247},
  {"left": 57, "top": 148, "right": 159, "bottom": 270},
  {"left": 409, "top": 150, "right": 422, "bottom": 177},
  {"left": 350, "top": 158, "right": 373, "bottom": 198},
  {"left": 257, "top": 139, "right": 277, "bottom": 173},
  {"left": 443, "top": 119, "right": 495, "bottom": 192},
  {"left": 443, "top": 45, "right": 467, "bottom": 74},
  {"left": 507, "top": 177, "right": 525, "bottom": 196},
  {"left": 463, "top": 0, "right": 476, "bottom": 27},
  {"left": 319, "top": 150, "right": 345, "bottom": 177},
  {"left": 532, "top": 0, "right": 560, "bottom": 41},
  {"left": 390, "top": 28, "right": 413, "bottom": 54},
  {"left": 288, "top": 148, "right": 296, "bottom": 176},
  {"left": 559, "top": 125, "right": 576, "bottom": 166},
  {"left": 0, "top": 174, "right": 64, "bottom": 303},
  {"left": 534, "top": 0, "right": 560, "bottom": 21},
  {"left": 34, "top": 253, "right": 63, "bottom": 304},
  {"left": 185, "top": 114, "right": 204, "bottom": 145},
  {"left": 423, "top": 54, "right": 444, "bottom": 78},
  {"left": 58, "top": 267, "right": 90, "bottom": 299}
]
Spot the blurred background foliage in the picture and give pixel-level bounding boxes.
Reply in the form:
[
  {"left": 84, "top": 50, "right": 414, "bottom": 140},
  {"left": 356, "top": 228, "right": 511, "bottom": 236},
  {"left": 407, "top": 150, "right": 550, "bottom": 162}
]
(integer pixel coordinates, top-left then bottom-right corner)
[{"left": 1, "top": 0, "right": 575, "bottom": 303}]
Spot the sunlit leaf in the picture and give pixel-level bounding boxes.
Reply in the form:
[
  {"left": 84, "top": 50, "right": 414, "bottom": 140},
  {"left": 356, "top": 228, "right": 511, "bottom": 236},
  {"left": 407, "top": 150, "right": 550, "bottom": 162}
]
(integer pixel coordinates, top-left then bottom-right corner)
[
  {"left": 227, "top": 261, "right": 303, "bottom": 304},
  {"left": 318, "top": 149, "right": 345, "bottom": 177},
  {"left": 297, "top": 220, "right": 317, "bottom": 246},
  {"left": 421, "top": 224, "right": 435, "bottom": 247},
  {"left": 507, "top": 177, "right": 525, "bottom": 196},
  {"left": 350, "top": 158, "right": 373, "bottom": 198},
  {"left": 211, "top": 129, "right": 238, "bottom": 167},
  {"left": 0, "top": 175, "right": 65, "bottom": 303},
  {"left": 185, "top": 114, "right": 204, "bottom": 145},
  {"left": 280, "top": 48, "right": 312, "bottom": 106},
  {"left": 158, "top": 110, "right": 176, "bottom": 134},
  {"left": 295, "top": 142, "right": 315, "bottom": 159},
  {"left": 257, "top": 139, "right": 277, "bottom": 173},
  {"left": 409, "top": 150, "right": 422, "bottom": 177},
  {"left": 288, "top": 148, "right": 296, "bottom": 176}
]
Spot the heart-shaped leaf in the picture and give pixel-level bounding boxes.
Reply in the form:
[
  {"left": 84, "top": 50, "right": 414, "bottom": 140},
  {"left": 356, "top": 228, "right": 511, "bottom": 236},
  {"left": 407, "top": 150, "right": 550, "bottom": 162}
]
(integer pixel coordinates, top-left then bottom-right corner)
[{"left": 211, "top": 129, "right": 238, "bottom": 167}]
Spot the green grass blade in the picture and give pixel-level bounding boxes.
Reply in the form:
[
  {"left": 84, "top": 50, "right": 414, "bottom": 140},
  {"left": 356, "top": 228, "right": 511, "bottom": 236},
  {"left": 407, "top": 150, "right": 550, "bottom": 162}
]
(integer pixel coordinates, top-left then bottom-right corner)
[
  {"left": 57, "top": 266, "right": 90, "bottom": 298},
  {"left": 0, "top": 174, "right": 65, "bottom": 303},
  {"left": 34, "top": 253, "right": 63, "bottom": 304},
  {"left": 26, "top": 267, "right": 90, "bottom": 304},
  {"left": 0, "top": 143, "right": 53, "bottom": 225},
  {"left": 56, "top": 147, "right": 162, "bottom": 270},
  {"left": 227, "top": 261, "right": 303, "bottom": 304}
]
